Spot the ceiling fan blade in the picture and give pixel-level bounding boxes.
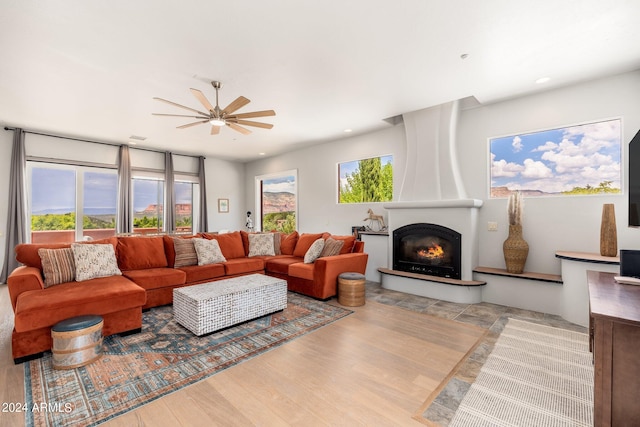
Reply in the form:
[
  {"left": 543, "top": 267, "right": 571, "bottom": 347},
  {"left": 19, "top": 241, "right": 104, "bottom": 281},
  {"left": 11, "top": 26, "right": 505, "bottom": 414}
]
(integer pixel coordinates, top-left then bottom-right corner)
[
  {"left": 153, "top": 97, "right": 209, "bottom": 116},
  {"left": 234, "top": 119, "right": 274, "bottom": 129},
  {"left": 177, "top": 119, "right": 210, "bottom": 129},
  {"left": 211, "top": 125, "right": 221, "bottom": 135},
  {"left": 230, "top": 110, "right": 276, "bottom": 119},
  {"left": 152, "top": 113, "right": 209, "bottom": 119},
  {"left": 227, "top": 122, "right": 252, "bottom": 135},
  {"left": 190, "top": 88, "right": 215, "bottom": 112},
  {"left": 222, "top": 96, "right": 250, "bottom": 115}
]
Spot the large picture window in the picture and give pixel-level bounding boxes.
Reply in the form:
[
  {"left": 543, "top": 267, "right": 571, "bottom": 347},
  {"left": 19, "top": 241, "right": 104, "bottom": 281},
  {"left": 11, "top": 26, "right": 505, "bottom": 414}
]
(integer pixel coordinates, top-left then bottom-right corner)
[
  {"left": 28, "top": 163, "right": 117, "bottom": 243},
  {"left": 490, "top": 118, "right": 622, "bottom": 198},
  {"left": 256, "top": 170, "right": 297, "bottom": 233},
  {"left": 338, "top": 155, "right": 393, "bottom": 203}
]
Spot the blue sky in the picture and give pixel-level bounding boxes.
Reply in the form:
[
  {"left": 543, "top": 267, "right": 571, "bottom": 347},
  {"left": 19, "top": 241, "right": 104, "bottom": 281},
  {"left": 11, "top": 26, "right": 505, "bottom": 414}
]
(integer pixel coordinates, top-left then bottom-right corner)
[
  {"left": 31, "top": 168, "right": 193, "bottom": 214},
  {"left": 490, "top": 119, "right": 621, "bottom": 194}
]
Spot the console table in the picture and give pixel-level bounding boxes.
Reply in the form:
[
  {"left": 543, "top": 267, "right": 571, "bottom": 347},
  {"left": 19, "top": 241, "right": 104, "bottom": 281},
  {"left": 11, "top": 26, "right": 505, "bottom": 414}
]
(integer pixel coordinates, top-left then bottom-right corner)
[{"left": 588, "top": 270, "right": 640, "bottom": 426}]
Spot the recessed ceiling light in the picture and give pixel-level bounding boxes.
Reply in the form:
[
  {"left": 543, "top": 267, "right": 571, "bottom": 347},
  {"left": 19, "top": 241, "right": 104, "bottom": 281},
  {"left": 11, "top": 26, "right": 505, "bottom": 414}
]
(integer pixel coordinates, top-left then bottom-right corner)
[
  {"left": 344, "top": 129, "right": 353, "bottom": 133},
  {"left": 259, "top": 152, "right": 266, "bottom": 156},
  {"left": 535, "top": 77, "right": 551, "bottom": 84},
  {"left": 129, "top": 135, "right": 147, "bottom": 141}
]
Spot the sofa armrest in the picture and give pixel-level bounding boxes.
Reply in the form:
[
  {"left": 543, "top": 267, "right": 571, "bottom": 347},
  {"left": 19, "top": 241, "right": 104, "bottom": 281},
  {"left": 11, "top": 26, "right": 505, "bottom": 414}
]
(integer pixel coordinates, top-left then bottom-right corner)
[
  {"left": 312, "top": 253, "right": 369, "bottom": 298},
  {"left": 7, "top": 266, "right": 45, "bottom": 312}
]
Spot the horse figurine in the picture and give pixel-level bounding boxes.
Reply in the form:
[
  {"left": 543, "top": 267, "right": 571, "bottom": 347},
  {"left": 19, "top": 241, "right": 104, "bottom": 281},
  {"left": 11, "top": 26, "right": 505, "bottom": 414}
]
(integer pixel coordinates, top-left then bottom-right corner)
[{"left": 363, "top": 209, "right": 386, "bottom": 231}]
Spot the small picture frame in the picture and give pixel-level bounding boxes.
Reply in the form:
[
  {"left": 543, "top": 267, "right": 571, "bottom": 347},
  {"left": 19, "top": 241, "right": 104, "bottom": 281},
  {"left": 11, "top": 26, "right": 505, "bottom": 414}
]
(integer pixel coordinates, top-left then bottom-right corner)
[{"left": 218, "top": 198, "right": 229, "bottom": 213}]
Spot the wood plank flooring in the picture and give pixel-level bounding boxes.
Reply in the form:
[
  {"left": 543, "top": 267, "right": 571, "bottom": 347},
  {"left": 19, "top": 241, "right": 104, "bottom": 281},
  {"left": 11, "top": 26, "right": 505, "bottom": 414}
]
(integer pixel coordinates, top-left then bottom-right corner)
[{"left": 0, "top": 284, "right": 486, "bottom": 426}]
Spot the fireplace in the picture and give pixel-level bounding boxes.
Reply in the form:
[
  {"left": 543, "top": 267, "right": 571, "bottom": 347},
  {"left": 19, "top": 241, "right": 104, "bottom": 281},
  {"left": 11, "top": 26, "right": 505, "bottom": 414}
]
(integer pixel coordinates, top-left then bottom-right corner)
[{"left": 393, "top": 223, "right": 461, "bottom": 279}]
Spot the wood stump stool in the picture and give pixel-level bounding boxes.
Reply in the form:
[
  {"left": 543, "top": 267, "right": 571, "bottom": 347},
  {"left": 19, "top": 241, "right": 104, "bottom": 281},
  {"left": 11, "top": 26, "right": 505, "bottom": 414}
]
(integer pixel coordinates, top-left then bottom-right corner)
[
  {"left": 51, "top": 315, "right": 103, "bottom": 370},
  {"left": 338, "top": 272, "right": 366, "bottom": 307}
]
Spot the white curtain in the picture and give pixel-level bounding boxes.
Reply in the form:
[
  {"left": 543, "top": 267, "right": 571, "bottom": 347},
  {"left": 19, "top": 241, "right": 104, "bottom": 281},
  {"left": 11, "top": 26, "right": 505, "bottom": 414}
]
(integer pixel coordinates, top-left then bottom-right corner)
[
  {"left": 164, "top": 152, "right": 175, "bottom": 233},
  {"left": 116, "top": 145, "right": 132, "bottom": 234},
  {"left": 198, "top": 156, "right": 208, "bottom": 232},
  {"left": 1, "top": 129, "right": 27, "bottom": 283}
]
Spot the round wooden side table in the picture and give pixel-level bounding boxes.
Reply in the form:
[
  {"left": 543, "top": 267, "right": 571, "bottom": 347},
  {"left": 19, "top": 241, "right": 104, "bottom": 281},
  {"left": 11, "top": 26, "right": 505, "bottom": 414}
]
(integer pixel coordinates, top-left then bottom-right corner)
[
  {"left": 338, "top": 272, "right": 366, "bottom": 307},
  {"left": 51, "top": 315, "right": 103, "bottom": 370}
]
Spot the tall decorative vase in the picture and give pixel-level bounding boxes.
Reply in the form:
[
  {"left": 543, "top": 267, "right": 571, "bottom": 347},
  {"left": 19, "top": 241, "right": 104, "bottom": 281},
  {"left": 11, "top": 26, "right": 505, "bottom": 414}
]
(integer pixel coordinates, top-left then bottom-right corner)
[
  {"left": 600, "top": 204, "right": 617, "bottom": 257},
  {"left": 503, "top": 224, "right": 529, "bottom": 274}
]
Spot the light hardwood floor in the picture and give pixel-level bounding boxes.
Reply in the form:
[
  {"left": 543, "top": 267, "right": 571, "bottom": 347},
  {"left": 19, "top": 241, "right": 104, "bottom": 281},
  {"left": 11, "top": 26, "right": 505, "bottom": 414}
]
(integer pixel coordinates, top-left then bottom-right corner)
[{"left": 0, "top": 284, "right": 486, "bottom": 426}]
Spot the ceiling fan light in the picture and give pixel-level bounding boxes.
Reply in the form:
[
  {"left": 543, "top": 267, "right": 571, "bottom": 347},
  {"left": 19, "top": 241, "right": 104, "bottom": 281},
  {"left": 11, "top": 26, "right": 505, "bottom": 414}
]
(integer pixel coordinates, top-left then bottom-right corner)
[{"left": 209, "top": 118, "right": 226, "bottom": 126}]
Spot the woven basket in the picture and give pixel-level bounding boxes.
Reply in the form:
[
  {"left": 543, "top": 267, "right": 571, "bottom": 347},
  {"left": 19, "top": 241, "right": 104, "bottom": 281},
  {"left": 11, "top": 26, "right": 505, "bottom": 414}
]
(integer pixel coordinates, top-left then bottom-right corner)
[{"left": 503, "top": 224, "right": 529, "bottom": 274}]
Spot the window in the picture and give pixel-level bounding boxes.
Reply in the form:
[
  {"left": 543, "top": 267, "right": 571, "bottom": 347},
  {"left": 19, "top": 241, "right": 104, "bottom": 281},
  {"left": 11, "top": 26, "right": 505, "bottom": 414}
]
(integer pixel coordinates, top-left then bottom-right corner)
[
  {"left": 489, "top": 118, "right": 622, "bottom": 198},
  {"left": 256, "top": 171, "right": 297, "bottom": 233},
  {"left": 132, "top": 177, "right": 164, "bottom": 233},
  {"left": 28, "top": 163, "right": 117, "bottom": 243},
  {"left": 338, "top": 155, "right": 393, "bottom": 203},
  {"left": 175, "top": 177, "right": 200, "bottom": 233}
]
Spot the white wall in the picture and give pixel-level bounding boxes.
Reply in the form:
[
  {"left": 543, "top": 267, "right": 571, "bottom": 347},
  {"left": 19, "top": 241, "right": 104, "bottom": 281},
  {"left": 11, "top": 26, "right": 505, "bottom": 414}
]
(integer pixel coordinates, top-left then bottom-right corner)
[
  {"left": 244, "top": 70, "right": 640, "bottom": 275},
  {"left": 243, "top": 125, "right": 406, "bottom": 234},
  {"left": 205, "top": 157, "right": 245, "bottom": 232},
  {"left": 459, "top": 71, "right": 640, "bottom": 274}
]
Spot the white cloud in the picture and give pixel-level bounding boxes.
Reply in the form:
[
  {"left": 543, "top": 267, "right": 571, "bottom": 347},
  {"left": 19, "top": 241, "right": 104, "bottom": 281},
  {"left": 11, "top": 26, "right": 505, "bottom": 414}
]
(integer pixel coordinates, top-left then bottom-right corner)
[
  {"left": 512, "top": 136, "right": 523, "bottom": 152},
  {"left": 492, "top": 158, "right": 523, "bottom": 178},
  {"left": 533, "top": 141, "right": 557, "bottom": 152},
  {"left": 521, "top": 158, "right": 553, "bottom": 178}
]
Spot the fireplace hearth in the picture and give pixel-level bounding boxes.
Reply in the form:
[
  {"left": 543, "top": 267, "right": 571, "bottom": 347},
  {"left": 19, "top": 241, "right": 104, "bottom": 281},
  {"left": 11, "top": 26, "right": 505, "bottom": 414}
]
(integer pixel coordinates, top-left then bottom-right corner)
[{"left": 393, "top": 223, "right": 461, "bottom": 279}]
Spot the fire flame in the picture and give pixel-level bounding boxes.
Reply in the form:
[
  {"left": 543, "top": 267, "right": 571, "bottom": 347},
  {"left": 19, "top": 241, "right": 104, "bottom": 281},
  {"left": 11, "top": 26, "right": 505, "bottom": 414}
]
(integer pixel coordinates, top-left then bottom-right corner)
[{"left": 417, "top": 244, "right": 444, "bottom": 259}]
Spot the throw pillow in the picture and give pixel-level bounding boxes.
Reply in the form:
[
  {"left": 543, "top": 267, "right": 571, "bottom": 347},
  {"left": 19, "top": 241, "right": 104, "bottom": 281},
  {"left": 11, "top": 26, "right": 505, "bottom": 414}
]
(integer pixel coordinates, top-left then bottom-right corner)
[
  {"left": 304, "top": 238, "right": 325, "bottom": 264},
  {"left": 193, "top": 238, "right": 227, "bottom": 265},
  {"left": 319, "top": 238, "right": 344, "bottom": 258},
  {"left": 272, "top": 232, "right": 282, "bottom": 255},
  {"left": 71, "top": 243, "right": 122, "bottom": 282},
  {"left": 248, "top": 233, "right": 275, "bottom": 257},
  {"left": 38, "top": 247, "right": 76, "bottom": 287},
  {"left": 173, "top": 238, "right": 198, "bottom": 268}
]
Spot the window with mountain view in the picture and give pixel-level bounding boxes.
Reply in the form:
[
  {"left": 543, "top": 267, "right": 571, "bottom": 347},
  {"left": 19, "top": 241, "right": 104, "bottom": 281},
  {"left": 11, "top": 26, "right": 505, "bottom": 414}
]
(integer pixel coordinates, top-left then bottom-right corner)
[
  {"left": 257, "top": 171, "right": 297, "bottom": 233},
  {"left": 490, "top": 118, "right": 622, "bottom": 198},
  {"left": 28, "top": 163, "right": 118, "bottom": 243},
  {"left": 339, "top": 155, "right": 393, "bottom": 203}
]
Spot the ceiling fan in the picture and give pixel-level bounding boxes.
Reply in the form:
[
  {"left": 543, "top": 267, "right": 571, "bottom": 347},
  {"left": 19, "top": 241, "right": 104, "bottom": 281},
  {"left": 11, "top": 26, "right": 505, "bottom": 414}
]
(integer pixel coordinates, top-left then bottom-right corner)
[{"left": 153, "top": 81, "right": 275, "bottom": 135}]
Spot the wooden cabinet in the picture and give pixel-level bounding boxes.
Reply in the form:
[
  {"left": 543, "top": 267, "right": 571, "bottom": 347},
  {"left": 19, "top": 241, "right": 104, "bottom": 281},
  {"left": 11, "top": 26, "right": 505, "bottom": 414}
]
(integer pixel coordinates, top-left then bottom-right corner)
[{"left": 588, "top": 270, "right": 640, "bottom": 426}]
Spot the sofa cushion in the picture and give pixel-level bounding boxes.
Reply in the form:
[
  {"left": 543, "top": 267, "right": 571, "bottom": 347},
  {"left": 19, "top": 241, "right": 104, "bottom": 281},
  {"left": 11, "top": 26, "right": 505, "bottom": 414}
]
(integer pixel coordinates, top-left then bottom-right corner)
[
  {"left": 293, "top": 233, "right": 324, "bottom": 257},
  {"left": 304, "top": 238, "right": 325, "bottom": 263},
  {"left": 15, "top": 237, "right": 118, "bottom": 271},
  {"left": 265, "top": 256, "right": 303, "bottom": 275},
  {"left": 122, "top": 268, "right": 187, "bottom": 291},
  {"left": 202, "top": 231, "right": 246, "bottom": 259},
  {"left": 38, "top": 247, "right": 75, "bottom": 287},
  {"left": 320, "top": 238, "right": 345, "bottom": 258},
  {"left": 248, "top": 233, "right": 275, "bottom": 257},
  {"left": 193, "top": 238, "right": 227, "bottom": 265},
  {"left": 71, "top": 243, "right": 122, "bottom": 281},
  {"left": 13, "top": 275, "right": 146, "bottom": 333},
  {"left": 288, "top": 262, "right": 315, "bottom": 281},
  {"left": 173, "top": 238, "right": 198, "bottom": 268},
  {"left": 223, "top": 258, "right": 264, "bottom": 276},
  {"left": 177, "top": 264, "right": 226, "bottom": 283},
  {"left": 117, "top": 236, "right": 168, "bottom": 270},
  {"left": 329, "top": 235, "right": 356, "bottom": 254},
  {"left": 280, "top": 232, "right": 298, "bottom": 255}
]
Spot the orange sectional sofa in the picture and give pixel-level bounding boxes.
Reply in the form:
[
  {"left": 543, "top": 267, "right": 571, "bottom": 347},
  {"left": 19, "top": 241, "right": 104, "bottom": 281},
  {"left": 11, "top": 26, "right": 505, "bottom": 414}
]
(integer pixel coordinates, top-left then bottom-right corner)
[{"left": 7, "top": 231, "right": 368, "bottom": 363}]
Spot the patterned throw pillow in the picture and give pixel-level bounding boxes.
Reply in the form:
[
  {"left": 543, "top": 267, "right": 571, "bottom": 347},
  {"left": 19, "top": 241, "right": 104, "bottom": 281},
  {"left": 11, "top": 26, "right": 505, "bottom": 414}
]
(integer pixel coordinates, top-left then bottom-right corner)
[
  {"left": 173, "top": 238, "right": 198, "bottom": 268},
  {"left": 320, "top": 238, "right": 344, "bottom": 258},
  {"left": 272, "top": 232, "right": 282, "bottom": 255},
  {"left": 38, "top": 247, "right": 76, "bottom": 287},
  {"left": 304, "top": 238, "right": 325, "bottom": 264},
  {"left": 192, "top": 238, "right": 227, "bottom": 265},
  {"left": 248, "top": 233, "right": 275, "bottom": 257},
  {"left": 71, "top": 243, "right": 122, "bottom": 282}
]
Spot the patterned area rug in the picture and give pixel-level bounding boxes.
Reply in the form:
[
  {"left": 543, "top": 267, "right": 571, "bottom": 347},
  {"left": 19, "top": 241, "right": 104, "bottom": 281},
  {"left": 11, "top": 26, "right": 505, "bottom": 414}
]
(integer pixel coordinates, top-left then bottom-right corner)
[
  {"left": 24, "top": 292, "right": 351, "bottom": 427},
  {"left": 449, "top": 318, "right": 594, "bottom": 427}
]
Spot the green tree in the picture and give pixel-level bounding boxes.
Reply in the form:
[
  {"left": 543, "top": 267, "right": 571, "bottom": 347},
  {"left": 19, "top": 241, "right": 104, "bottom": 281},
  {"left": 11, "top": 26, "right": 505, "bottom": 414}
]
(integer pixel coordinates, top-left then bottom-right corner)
[{"left": 340, "top": 158, "right": 393, "bottom": 203}]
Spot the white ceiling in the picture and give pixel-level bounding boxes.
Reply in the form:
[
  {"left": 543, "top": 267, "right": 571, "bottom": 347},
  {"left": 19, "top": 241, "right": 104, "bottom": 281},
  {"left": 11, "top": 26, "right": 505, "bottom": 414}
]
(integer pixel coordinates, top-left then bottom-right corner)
[{"left": 1, "top": 0, "right": 639, "bottom": 162}]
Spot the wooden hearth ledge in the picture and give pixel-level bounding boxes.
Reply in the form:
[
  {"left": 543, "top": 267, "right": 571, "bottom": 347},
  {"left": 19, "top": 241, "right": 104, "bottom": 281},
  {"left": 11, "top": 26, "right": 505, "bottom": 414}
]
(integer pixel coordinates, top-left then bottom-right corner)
[{"left": 378, "top": 268, "right": 486, "bottom": 286}]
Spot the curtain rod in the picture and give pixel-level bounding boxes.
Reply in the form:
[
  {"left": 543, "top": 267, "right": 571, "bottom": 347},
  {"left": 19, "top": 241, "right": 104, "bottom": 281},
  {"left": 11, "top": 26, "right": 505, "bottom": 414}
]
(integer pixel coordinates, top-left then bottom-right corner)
[{"left": 3, "top": 126, "right": 205, "bottom": 159}]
